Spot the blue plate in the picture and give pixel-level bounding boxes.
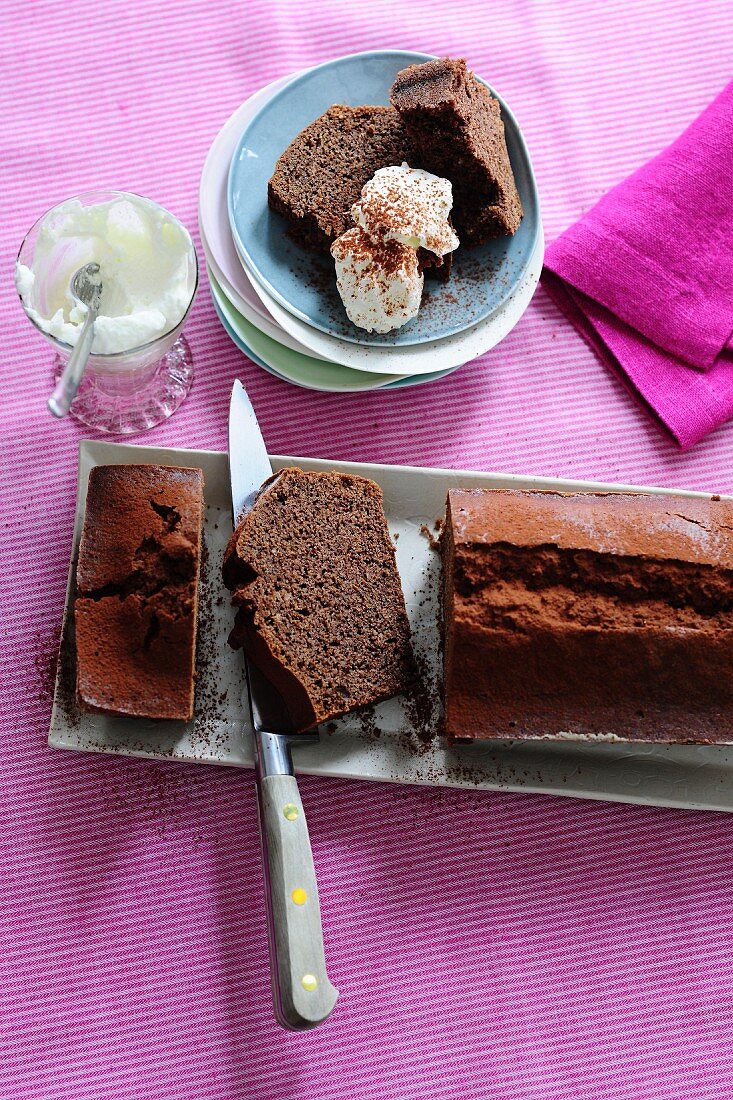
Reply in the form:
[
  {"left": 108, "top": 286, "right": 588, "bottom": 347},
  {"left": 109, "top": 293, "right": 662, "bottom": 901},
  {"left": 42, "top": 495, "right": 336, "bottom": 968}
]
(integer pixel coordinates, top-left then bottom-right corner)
[{"left": 228, "top": 50, "right": 541, "bottom": 347}]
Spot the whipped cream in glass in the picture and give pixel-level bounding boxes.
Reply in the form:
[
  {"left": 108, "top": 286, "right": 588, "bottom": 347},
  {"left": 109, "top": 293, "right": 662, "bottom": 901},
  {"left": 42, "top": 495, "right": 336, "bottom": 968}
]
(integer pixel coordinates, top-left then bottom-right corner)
[
  {"left": 331, "top": 226, "right": 423, "bottom": 333},
  {"left": 16, "top": 190, "right": 198, "bottom": 433},
  {"left": 16, "top": 195, "right": 196, "bottom": 355},
  {"left": 351, "top": 163, "right": 459, "bottom": 257}
]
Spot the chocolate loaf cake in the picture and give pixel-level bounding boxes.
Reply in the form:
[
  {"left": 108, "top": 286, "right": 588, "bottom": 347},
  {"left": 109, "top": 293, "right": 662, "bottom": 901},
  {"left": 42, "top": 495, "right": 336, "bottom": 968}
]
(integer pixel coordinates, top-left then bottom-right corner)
[
  {"left": 268, "top": 104, "right": 451, "bottom": 280},
  {"left": 75, "top": 464, "right": 204, "bottom": 720},
  {"left": 443, "top": 489, "right": 733, "bottom": 744},
  {"left": 391, "top": 58, "right": 523, "bottom": 243},
  {"left": 223, "top": 467, "right": 413, "bottom": 731}
]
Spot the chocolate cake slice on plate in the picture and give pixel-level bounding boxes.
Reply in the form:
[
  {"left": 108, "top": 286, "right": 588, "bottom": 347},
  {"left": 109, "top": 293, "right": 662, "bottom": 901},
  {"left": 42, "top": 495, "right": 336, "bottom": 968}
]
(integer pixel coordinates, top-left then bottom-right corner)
[
  {"left": 391, "top": 57, "right": 523, "bottom": 243},
  {"left": 223, "top": 467, "right": 414, "bottom": 731},
  {"left": 267, "top": 104, "right": 452, "bottom": 280}
]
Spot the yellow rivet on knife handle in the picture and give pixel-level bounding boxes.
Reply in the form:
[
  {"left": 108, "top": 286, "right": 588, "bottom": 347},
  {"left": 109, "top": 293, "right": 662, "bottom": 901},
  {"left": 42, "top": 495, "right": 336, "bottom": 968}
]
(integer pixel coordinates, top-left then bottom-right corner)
[
  {"left": 291, "top": 887, "right": 307, "bottom": 906},
  {"left": 283, "top": 803, "right": 299, "bottom": 821},
  {"left": 301, "top": 974, "right": 318, "bottom": 992}
]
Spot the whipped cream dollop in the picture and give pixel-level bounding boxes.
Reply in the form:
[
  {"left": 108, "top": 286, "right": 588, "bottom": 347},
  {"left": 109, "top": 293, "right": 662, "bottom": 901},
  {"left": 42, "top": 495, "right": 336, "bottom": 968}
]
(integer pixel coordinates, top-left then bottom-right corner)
[
  {"left": 331, "top": 227, "right": 423, "bottom": 333},
  {"left": 352, "top": 163, "right": 459, "bottom": 257},
  {"left": 331, "top": 163, "right": 459, "bottom": 333},
  {"left": 16, "top": 196, "right": 196, "bottom": 355}
]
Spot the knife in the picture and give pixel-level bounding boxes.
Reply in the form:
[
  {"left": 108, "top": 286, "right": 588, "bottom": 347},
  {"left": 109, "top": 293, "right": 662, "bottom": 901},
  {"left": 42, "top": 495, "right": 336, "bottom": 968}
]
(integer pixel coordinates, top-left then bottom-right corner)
[{"left": 228, "top": 379, "right": 339, "bottom": 1030}]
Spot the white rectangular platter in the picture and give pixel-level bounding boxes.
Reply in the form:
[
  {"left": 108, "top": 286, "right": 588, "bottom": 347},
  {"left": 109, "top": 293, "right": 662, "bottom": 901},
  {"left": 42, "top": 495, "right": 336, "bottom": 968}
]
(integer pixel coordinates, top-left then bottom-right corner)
[{"left": 49, "top": 439, "right": 733, "bottom": 812}]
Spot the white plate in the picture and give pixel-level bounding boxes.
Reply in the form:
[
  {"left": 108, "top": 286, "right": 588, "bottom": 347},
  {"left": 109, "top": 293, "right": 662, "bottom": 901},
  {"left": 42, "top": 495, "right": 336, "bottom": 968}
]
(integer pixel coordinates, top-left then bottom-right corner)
[
  {"left": 208, "top": 267, "right": 419, "bottom": 391},
  {"left": 210, "top": 281, "right": 460, "bottom": 391},
  {"left": 50, "top": 440, "right": 733, "bottom": 812},
  {"left": 202, "top": 236, "right": 337, "bottom": 361},
  {"left": 198, "top": 73, "right": 296, "bottom": 328},
  {"left": 239, "top": 228, "right": 544, "bottom": 374}
]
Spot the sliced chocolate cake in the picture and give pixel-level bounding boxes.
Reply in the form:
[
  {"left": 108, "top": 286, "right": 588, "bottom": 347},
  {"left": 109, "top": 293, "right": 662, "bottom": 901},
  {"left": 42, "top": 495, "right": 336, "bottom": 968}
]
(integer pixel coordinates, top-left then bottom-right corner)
[
  {"left": 268, "top": 105, "right": 416, "bottom": 253},
  {"left": 223, "top": 467, "right": 414, "bottom": 731},
  {"left": 267, "top": 104, "right": 452, "bottom": 280},
  {"left": 75, "top": 464, "right": 204, "bottom": 721},
  {"left": 391, "top": 58, "right": 523, "bottom": 243}
]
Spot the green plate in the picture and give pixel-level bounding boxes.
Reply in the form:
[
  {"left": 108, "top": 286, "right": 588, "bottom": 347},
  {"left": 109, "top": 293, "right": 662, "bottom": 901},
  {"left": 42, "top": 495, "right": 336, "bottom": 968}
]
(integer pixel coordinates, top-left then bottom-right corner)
[{"left": 209, "top": 269, "right": 408, "bottom": 392}]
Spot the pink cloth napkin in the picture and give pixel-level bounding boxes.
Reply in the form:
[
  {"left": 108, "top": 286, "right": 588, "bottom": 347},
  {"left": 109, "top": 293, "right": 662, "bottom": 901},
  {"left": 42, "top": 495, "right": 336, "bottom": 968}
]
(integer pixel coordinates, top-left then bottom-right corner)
[{"left": 542, "top": 80, "right": 733, "bottom": 449}]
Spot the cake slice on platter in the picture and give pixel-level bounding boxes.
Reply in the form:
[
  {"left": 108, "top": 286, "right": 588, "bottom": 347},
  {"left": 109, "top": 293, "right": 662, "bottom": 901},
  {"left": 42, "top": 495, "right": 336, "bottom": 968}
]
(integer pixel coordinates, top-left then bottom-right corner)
[
  {"left": 223, "top": 467, "right": 414, "bottom": 731},
  {"left": 75, "top": 464, "right": 204, "bottom": 721}
]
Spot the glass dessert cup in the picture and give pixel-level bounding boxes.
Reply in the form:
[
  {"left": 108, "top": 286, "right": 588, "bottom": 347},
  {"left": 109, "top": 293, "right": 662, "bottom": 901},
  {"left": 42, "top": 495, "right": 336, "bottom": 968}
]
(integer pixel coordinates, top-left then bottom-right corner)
[{"left": 17, "top": 190, "right": 199, "bottom": 435}]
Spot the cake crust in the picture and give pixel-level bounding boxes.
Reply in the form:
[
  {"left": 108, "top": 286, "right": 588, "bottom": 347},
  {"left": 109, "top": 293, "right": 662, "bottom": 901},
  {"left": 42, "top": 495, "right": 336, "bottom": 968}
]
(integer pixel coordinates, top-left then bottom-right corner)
[
  {"left": 75, "top": 464, "right": 204, "bottom": 721},
  {"left": 443, "top": 489, "right": 733, "bottom": 744}
]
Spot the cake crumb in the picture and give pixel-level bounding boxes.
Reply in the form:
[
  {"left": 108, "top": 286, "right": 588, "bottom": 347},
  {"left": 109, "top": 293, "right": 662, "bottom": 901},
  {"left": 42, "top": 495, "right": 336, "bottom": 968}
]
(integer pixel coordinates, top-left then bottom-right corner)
[{"left": 420, "top": 523, "right": 441, "bottom": 550}]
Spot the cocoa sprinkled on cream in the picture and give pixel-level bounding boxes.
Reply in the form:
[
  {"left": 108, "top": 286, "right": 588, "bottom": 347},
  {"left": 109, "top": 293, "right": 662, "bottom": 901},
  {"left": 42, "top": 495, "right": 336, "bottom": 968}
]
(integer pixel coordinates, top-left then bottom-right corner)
[
  {"left": 331, "top": 226, "right": 423, "bottom": 332},
  {"left": 352, "top": 163, "right": 459, "bottom": 257},
  {"left": 331, "top": 161, "right": 460, "bottom": 333}
]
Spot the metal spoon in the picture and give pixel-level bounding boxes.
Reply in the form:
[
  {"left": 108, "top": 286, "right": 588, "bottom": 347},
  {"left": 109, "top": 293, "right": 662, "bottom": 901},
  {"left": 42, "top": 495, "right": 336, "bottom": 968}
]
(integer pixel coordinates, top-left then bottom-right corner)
[{"left": 48, "top": 263, "right": 103, "bottom": 418}]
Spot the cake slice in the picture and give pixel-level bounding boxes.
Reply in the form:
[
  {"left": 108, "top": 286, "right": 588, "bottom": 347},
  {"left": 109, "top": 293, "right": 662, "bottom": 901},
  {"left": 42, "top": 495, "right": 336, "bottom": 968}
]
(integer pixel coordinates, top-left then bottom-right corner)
[
  {"left": 443, "top": 488, "right": 733, "bottom": 744},
  {"left": 268, "top": 105, "right": 416, "bottom": 253},
  {"left": 390, "top": 58, "right": 523, "bottom": 243},
  {"left": 223, "top": 467, "right": 413, "bottom": 731},
  {"left": 75, "top": 464, "right": 204, "bottom": 720},
  {"left": 268, "top": 104, "right": 452, "bottom": 280}
]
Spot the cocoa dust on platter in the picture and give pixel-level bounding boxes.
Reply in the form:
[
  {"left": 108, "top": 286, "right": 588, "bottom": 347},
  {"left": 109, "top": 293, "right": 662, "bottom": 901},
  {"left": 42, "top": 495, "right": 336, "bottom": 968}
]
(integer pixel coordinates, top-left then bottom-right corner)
[
  {"left": 357, "top": 705, "right": 382, "bottom": 742},
  {"left": 402, "top": 646, "right": 441, "bottom": 752},
  {"left": 33, "top": 619, "right": 63, "bottom": 707},
  {"left": 55, "top": 570, "right": 80, "bottom": 729},
  {"left": 420, "top": 523, "right": 442, "bottom": 551},
  {"left": 190, "top": 532, "right": 245, "bottom": 755}
]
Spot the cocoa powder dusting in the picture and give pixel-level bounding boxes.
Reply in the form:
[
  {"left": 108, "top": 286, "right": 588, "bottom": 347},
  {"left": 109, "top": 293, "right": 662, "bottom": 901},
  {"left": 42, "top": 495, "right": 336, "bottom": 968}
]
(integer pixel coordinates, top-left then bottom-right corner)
[
  {"left": 33, "top": 620, "right": 63, "bottom": 708},
  {"left": 56, "top": 587, "right": 80, "bottom": 730},
  {"left": 190, "top": 533, "right": 243, "bottom": 755},
  {"left": 402, "top": 647, "right": 441, "bottom": 752},
  {"left": 333, "top": 226, "right": 418, "bottom": 281}
]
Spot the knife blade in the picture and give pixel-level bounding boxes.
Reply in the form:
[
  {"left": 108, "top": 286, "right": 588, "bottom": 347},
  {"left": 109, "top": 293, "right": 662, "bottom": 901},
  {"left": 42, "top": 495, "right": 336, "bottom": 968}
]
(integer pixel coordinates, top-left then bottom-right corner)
[{"left": 228, "top": 380, "right": 338, "bottom": 1030}]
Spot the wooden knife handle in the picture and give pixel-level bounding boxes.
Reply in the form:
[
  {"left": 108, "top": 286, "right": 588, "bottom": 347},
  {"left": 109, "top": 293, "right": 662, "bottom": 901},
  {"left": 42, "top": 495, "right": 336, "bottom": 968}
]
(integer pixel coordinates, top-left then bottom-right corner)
[{"left": 257, "top": 773, "right": 339, "bottom": 1029}]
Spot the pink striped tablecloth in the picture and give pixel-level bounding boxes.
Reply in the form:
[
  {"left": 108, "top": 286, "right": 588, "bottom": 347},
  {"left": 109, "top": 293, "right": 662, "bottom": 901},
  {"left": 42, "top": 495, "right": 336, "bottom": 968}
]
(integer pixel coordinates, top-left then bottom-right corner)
[{"left": 3, "top": 2, "right": 733, "bottom": 1098}]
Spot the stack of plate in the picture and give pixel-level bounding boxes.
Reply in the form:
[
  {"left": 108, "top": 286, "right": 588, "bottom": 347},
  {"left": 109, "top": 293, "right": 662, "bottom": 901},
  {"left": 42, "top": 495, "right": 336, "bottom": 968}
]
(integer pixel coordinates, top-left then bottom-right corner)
[{"left": 199, "top": 50, "right": 543, "bottom": 393}]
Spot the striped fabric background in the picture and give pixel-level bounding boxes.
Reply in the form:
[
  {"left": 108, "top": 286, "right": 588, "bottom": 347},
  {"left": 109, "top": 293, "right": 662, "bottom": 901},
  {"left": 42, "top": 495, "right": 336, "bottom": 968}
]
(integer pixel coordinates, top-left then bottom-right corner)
[{"left": 3, "top": 1, "right": 733, "bottom": 1097}]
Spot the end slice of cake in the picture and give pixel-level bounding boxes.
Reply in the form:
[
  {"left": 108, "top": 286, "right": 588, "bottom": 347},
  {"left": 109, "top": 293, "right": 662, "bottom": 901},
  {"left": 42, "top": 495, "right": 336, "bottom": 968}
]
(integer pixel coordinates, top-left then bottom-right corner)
[
  {"left": 443, "top": 488, "right": 733, "bottom": 744},
  {"left": 75, "top": 464, "right": 204, "bottom": 720},
  {"left": 223, "top": 467, "right": 414, "bottom": 731},
  {"left": 390, "top": 58, "right": 523, "bottom": 243}
]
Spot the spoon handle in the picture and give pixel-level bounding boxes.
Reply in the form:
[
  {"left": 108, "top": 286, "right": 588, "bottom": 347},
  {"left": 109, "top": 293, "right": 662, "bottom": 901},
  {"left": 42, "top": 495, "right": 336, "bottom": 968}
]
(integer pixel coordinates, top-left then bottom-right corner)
[{"left": 48, "top": 310, "right": 97, "bottom": 418}]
